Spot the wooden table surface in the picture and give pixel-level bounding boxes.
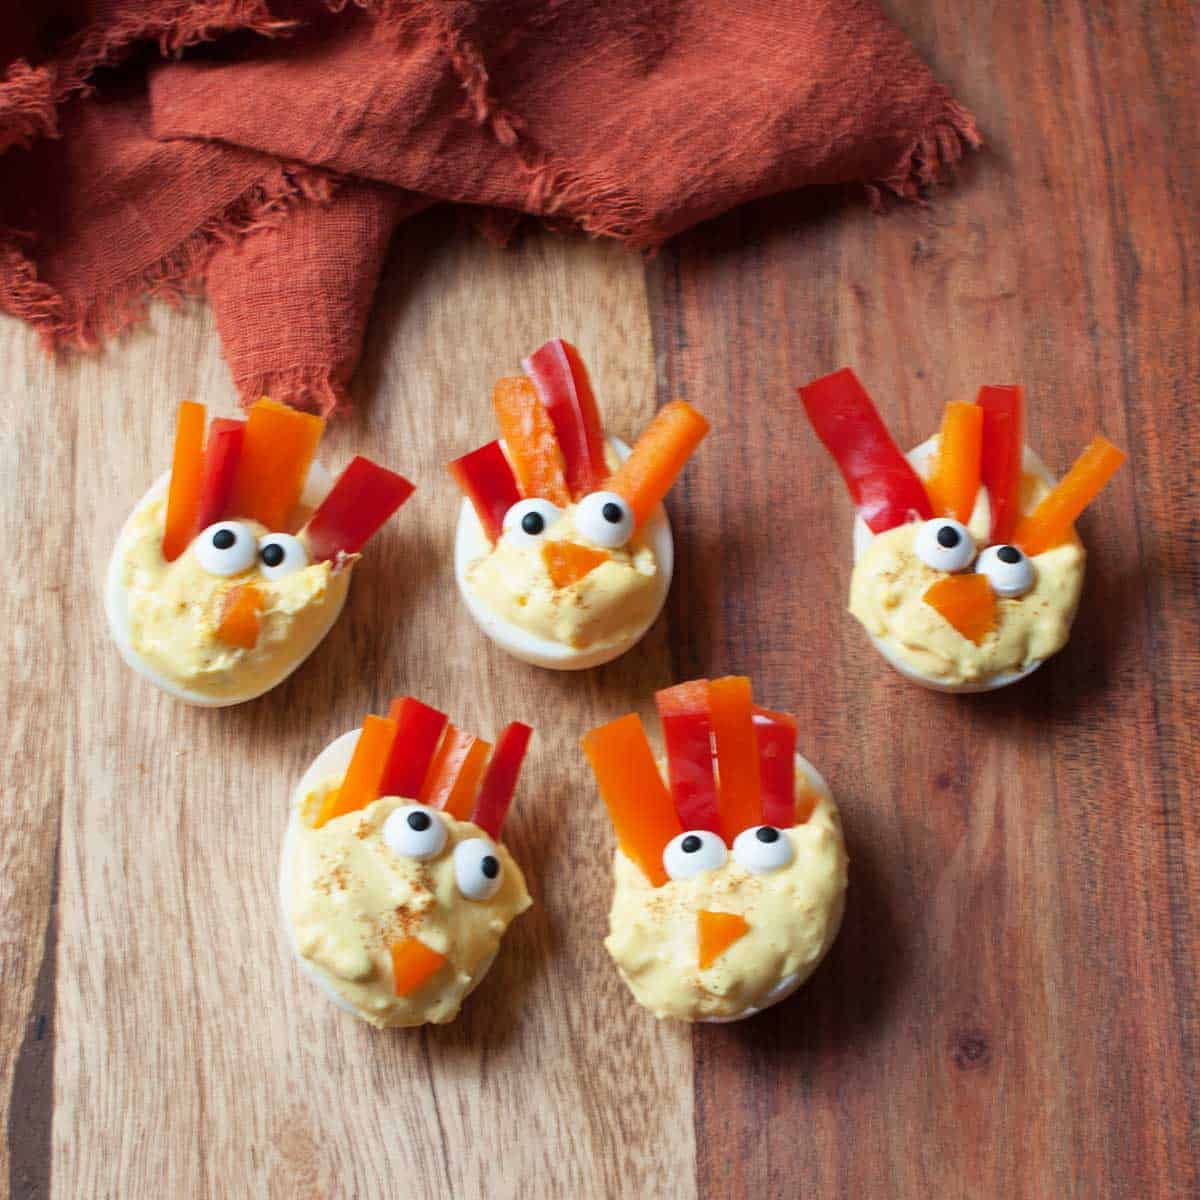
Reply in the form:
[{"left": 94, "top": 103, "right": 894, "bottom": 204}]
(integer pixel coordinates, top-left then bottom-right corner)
[{"left": 2, "top": 3, "right": 1196, "bottom": 1198}]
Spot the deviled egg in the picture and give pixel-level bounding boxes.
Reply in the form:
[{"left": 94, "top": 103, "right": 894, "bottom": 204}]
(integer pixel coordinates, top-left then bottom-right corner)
[
  {"left": 450, "top": 339, "right": 708, "bottom": 669},
  {"left": 801, "top": 369, "right": 1125, "bottom": 692},
  {"left": 105, "top": 398, "right": 413, "bottom": 705},
  {"left": 582, "top": 678, "right": 847, "bottom": 1022},
  {"left": 281, "top": 698, "right": 532, "bottom": 1027}
]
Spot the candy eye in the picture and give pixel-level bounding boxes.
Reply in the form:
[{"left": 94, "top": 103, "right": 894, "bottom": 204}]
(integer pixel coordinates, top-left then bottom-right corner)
[
  {"left": 194, "top": 521, "right": 257, "bottom": 576},
  {"left": 574, "top": 491, "right": 635, "bottom": 549},
  {"left": 382, "top": 805, "right": 448, "bottom": 861},
  {"left": 976, "top": 544, "right": 1036, "bottom": 597},
  {"left": 454, "top": 837, "right": 503, "bottom": 901},
  {"left": 258, "top": 533, "right": 309, "bottom": 581},
  {"left": 732, "top": 825, "right": 794, "bottom": 874},
  {"left": 502, "top": 498, "right": 564, "bottom": 546},
  {"left": 914, "top": 518, "right": 976, "bottom": 572},
  {"left": 663, "top": 830, "right": 728, "bottom": 881}
]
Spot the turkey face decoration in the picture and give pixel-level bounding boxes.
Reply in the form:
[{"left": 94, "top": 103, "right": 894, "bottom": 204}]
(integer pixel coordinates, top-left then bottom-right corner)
[
  {"left": 800, "top": 369, "right": 1125, "bottom": 692},
  {"left": 583, "top": 678, "right": 847, "bottom": 1023},
  {"left": 282, "top": 699, "right": 533, "bottom": 1028},
  {"left": 107, "top": 398, "right": 413, "bottom": 705},
  {"left": 451, "top": 339, "right": 708, "bottom": 670}
]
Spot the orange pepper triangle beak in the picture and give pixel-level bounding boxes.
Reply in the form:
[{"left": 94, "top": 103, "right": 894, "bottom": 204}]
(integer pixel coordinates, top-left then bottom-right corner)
[
  {"left": 390, "top": 938, "right": 448, "bottom": 997},
  {"left": 215, "top": 583, "right": 263, "bottom": 649},
  {"left": 542, "top": 540, "right": 610, "bottom": 588},
  {"left": 697, "top": 910, "right": 750, "bottom": 969},
  {"left": 922, "top": 573, "right": 996, "bottom": 645}
]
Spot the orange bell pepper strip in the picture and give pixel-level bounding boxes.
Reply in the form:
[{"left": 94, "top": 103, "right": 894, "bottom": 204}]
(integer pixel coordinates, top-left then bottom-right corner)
[
  {"left": 162, "top": 400, "right": 207, "bottom": 562},
  {"left": 390, "top": 938, "right": 448, "bottom": 997},
  {"left": 420, "top": 727, "right": 492, "bottom": 820},
  {"left": 923, "top": 574, "right": 996, "bottom": 645},
  {"left": 698, "top": 911, "right": 750, "bottom": 970},
  {"left": 229, "top": 398, "right": 325, "bottom": 531},
  {"left": 607, "top": 401, "right": 709, "bottom": 530},
  {"left": 708, "top": 676, "right": 763, "bottom": 842},
  {"left": 924, "top": 401, "right": 983, "bottom": 524},
  {"left": 582, "top": 713, "right": 681, "bottom": 888},
  {"left": 313, "top": 715, "right": 397, "bottom": 828},
  {"left": 523, "top": 338, "right": 609, "bottom": 497},
  {"left": 542, "top": 541, "right": 610, "bottom": 587},
  {"left": 1012, "top": 435, "right": 1126, "bottom": 556},
  {"left": 492, "top": 376, "right": 571, "bottom": 507},
  {"left": 215, "top": 583, "right": 263, "bottom": 649}
]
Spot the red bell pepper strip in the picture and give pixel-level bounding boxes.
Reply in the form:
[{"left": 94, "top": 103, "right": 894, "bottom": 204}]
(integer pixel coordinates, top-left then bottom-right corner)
[
  {"left": 977, "top": 385, "right": 1024, "bottom": 545},
  {"left": 379, "top": 697, "right": 449, "bottom": 799},
  {"left": 751, "top": 706, "right": 798, "bottom": 829},
  {"left": 303, "top": 456, "right": 415, "bottom": 562},
  {"left": 194, "top": 418, "right": 245, "bottom": 534},
  {"left": 523, "top": 339, "right": 608, "bottom": 498},
  {"left": 655, "top": 680, "right": 721, "bottom": 834},
  {"left": 470, "top": 722, "right": 533, "bottom": 840},
  {"left": 799, "top": 368, "right": 933, "bottom": 533},
  {"left": 448, "top": 440, "right": 522, "bottom": 544}
]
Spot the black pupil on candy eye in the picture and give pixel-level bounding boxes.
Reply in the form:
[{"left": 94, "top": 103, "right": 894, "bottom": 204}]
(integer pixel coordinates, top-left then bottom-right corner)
[
  {"left": 213, "top": 528, "right": 236, "bottom": 550},
  {"left": 481, "top": 855, "right": 500, "bottom": 879},
  {"left": 260, "top": 542, "right": 285, "bottom": 568},
  {"left": 936, "top": 525, "right": 961, "bottom": 549},
  {"left": 521, "top": 512, "right": 545, "bottom": 535},
  {"left": 602, "top": 502, "right": 623, "bottom": 523},
  {"left": 681, "top": 835, "right": 703, "bottom": 853},
  {"left": 407, "top": 811, "right": 431, "bottom": 832},
  {"left": 997, "top": 545, "right": 1021, "bottom": 564},
  {"left": 755, "top": 826, "right": 780, "bottom": 843}
]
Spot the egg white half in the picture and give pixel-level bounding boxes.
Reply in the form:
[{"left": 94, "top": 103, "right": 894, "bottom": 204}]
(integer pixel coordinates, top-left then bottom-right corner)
[
  {"left": 454, "top": 437, "right": 674, "bottom": 670},
  {"left": 698, "top": 752, "right": 841, "bottom": 1024},
  {"left": 851, "top": 437, "right": 1056, "bottom": 694},
  {"left": 278, "top": 728, "right": 496, "bottom": 1023},
  {"left": 104, "top": 461, "right": 344, "bottom": 707}
]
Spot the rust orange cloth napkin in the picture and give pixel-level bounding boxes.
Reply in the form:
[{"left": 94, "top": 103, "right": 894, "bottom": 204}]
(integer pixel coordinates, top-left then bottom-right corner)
[{"left": 0, "top": 1, "right": 979, "bottom": 412}]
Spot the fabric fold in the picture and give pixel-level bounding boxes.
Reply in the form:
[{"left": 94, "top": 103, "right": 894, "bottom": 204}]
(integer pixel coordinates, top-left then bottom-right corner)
[
  {"left": 206, "top": 180, "right": 425, "bottom": 414},
  {"left": 0, "top": 0, "right": 980, "bottom": 411}
]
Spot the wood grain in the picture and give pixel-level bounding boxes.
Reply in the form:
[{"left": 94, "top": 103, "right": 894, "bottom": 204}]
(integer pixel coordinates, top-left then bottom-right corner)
[
  {"left": 1, "top": 225, "right": 697, "bottom": 1200},
  {"left": 647, "top": 1, "right": 1198, "bottom": 1197},
  {"left": 2, "top": 1, "right": 1197, "bottom": 1197}
]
